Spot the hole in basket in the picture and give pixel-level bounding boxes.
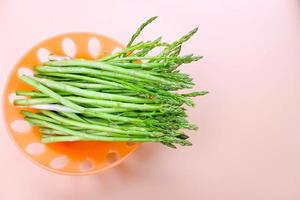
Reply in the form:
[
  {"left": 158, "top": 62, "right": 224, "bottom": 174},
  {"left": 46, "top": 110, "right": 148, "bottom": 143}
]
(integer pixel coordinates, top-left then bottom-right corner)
[
  {"left": 88, "top": 37, "right": 101, "bottom": 58},
  {"left": 111, "top": 47, "right": 122, "bottom": 54},
  {"left": 50, "top": 155, "right": 68, "bottom": 169},
  {"left": 8, "top": 93, "right": 26, "bottom": 104},
  {"left": 18, "top": 67, "right": 34, "bottom": 77},
  {"left": 62, "top": 38, "right": 76, "bottom": 57},
  {"left": 126, "top": 142, "right": 136, "bottom": 147},
  {"left": 106, "top": 151, "right": 120, "bottom": 164},
  {"left": 79, "top": 159, "right": 94, "bottom": 172},
  {"left": 10, "top": 120, "right": 31, "bottom": 133},
  {"left": 25, "top": 143, "right": 45, "bottom": 155},
  {"left": 48, "top": 54, "right": 71, "bottom": 61},
  {"left": 37, "top": 48, "right": 50, "bottom": 62}
]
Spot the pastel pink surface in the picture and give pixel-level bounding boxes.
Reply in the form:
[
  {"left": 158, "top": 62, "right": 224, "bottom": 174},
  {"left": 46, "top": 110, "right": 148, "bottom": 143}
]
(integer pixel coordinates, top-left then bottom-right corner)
[{"left": 0, "top": 0, "right": 300, "bottom": 200}]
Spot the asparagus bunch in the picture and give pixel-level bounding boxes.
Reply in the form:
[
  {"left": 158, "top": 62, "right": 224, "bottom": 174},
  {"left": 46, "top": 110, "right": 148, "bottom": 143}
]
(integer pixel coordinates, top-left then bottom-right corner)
[{"left": 14, "top": 16, "right": 208, "bottom": 148}]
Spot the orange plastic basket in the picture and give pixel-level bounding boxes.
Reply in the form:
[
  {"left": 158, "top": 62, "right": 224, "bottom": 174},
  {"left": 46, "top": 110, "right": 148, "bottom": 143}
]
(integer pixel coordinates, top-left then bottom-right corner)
[{"left": 2, "top": 33, "right": 139, "bottom": 175}]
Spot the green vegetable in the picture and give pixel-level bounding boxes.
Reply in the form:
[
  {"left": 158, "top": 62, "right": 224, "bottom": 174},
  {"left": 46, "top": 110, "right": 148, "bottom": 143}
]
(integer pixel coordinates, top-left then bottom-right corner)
[{"left": 14, "top": 16, "right": 208, "bottom": 148}]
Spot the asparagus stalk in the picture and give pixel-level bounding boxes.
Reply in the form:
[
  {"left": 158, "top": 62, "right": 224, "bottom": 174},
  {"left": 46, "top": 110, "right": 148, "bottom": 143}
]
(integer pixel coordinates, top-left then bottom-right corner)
[
  {"left": 27, "top": 117, "right": 164, "bottom": 142},
  {"left": 61, "top": 82, "right": 119, "bottom": 90},
  {"left": 36, "top": 73, "right": 124, "bottom": 87},
  {"left": 41, "top": 61, "right": 178, "bottom": 86},
  {"left": 30, "top": 76, "right": 156, "bottom": 104},
  {"left": 40, "top": 110, "right": 163, "bottom": 136},
  {"left": 126, "top": 16, "right": 158, "bottom": 47},
  {"left": 15, "top": 96, "right": 162, "bottom": 110}
]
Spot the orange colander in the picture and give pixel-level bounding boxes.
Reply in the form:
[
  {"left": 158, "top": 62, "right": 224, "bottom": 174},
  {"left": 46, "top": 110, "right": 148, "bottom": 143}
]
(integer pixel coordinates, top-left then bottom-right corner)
[{"left": 2, "top": 33, "right": 139, "bottom": 175}]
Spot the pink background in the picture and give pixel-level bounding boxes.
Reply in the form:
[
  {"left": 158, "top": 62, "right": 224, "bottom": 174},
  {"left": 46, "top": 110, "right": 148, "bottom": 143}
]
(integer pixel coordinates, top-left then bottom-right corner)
[{"left": 1, "top": 0, "right": 300, "bottom": 199}]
